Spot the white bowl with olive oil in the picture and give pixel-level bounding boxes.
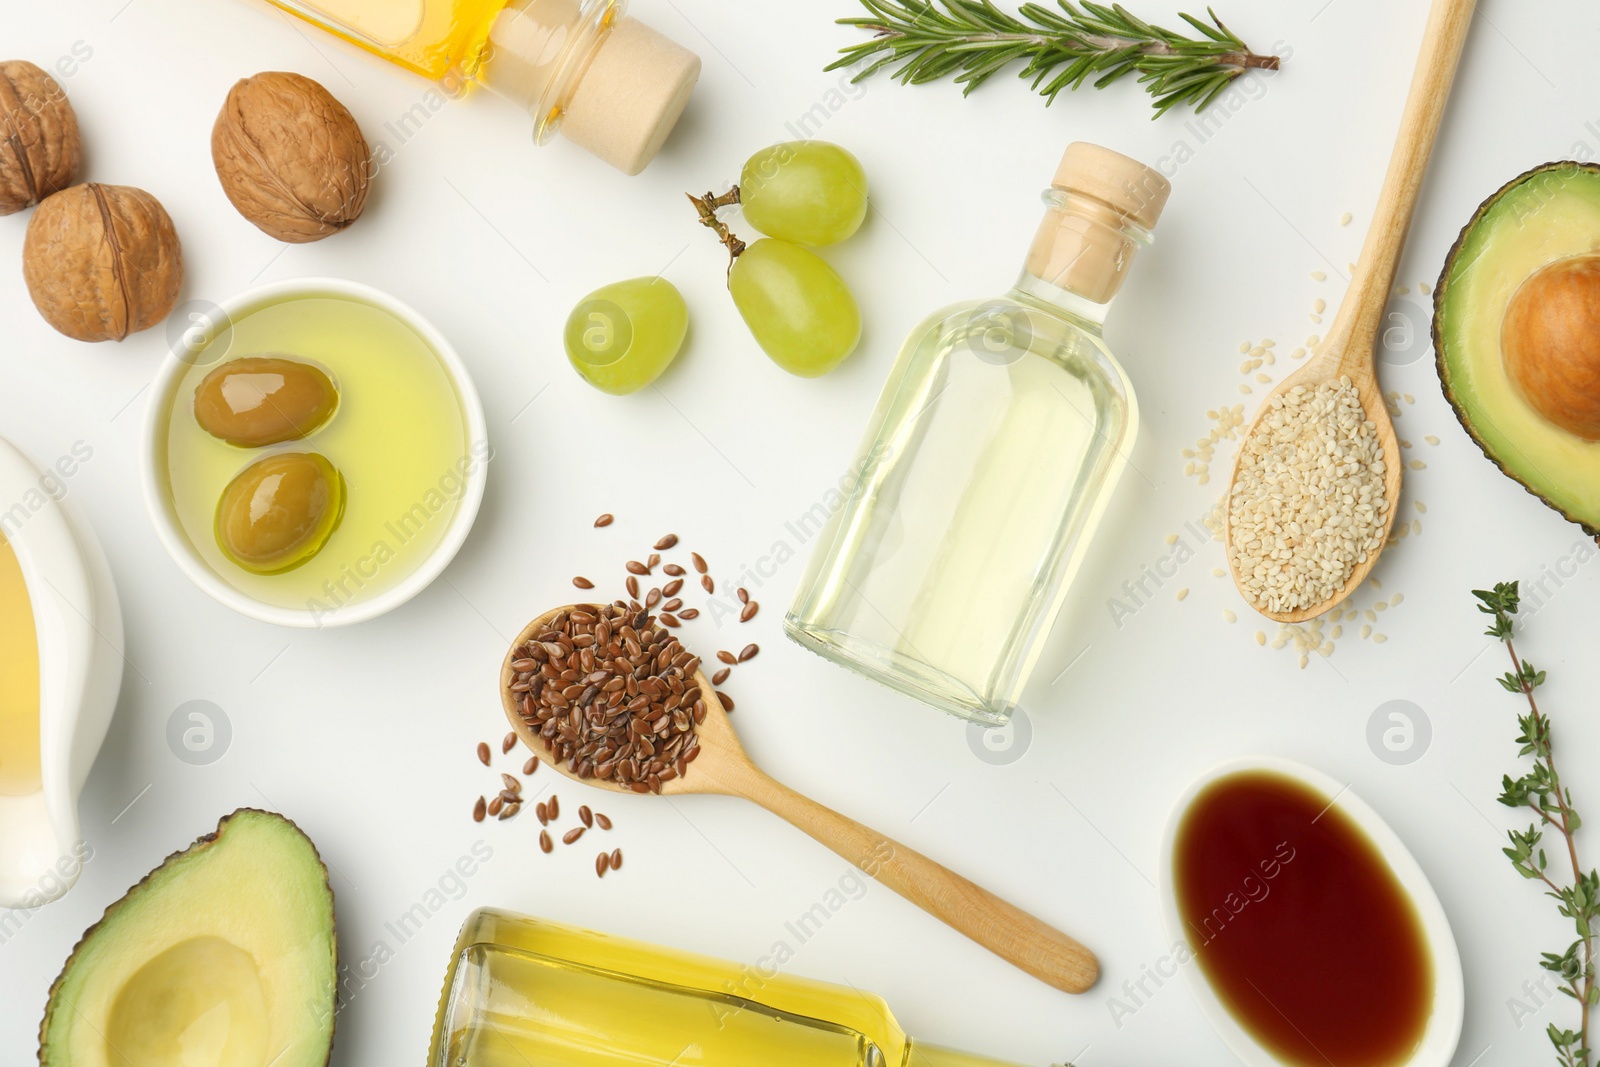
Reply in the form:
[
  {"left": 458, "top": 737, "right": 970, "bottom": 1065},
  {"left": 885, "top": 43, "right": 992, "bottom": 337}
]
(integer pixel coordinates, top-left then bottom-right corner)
[
  {"left": 0, "top": 436, "right": 123, "bottom": 909},
  {"left": 141, "top": 278, "right": 489, "bottom": 628}
]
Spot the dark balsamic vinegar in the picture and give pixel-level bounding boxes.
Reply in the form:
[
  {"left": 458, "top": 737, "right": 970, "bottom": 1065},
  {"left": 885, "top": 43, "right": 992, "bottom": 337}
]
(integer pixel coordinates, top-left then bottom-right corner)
[{"left": 1173, "top": 771, "right": 1433, "bottom": 1067}]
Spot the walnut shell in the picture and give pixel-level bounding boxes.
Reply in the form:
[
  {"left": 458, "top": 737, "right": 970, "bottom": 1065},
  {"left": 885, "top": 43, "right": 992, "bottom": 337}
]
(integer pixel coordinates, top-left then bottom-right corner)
[
  {"left": 0, "top": 60, "right": 81, "bottom": 215},
  {"left": 212, "top": 72, "right": 371, "bottom": 243},
  {"left": 22, "top": 183, "right": 183, "bottom": 342}
]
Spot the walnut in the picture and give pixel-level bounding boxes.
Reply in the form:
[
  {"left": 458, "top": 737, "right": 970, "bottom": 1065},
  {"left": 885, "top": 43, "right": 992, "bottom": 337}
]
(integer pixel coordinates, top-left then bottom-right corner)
[
  {"left": 211, "top": 72, "right": 371, "bottom": 243},
  {"left": 0, "top": 60, "right": 82, "bottom": 215},
  {"left": 22, "top": 183, "right": 183, "bottom": 342}
]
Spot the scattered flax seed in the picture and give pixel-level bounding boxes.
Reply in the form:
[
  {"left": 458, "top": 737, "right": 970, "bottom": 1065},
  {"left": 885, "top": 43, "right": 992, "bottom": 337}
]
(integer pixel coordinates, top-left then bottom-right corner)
[
  {"left": 548, "top": 795, "right": 559, "bottom": 820},
  {"left": 1222, "top": 609, "right": 1236, "bottom": 622},
  {"left": 1372, "top": 633, "right": 1389, "bottom": 644},
  {"left": 1176, "top": 588, "right": 1190, "bottom": 601},
  {"left": 702, "top": 575, "right": 715, "bottom": 593},
  {"left": 539, "top": 830, "right": 553, "bottom": 853},
  {"left": 563, "top": 827, "right": 585, "bottom": 845},
  {"left": 594, "top": 513, "right": 614, "bottom": 528},
  {"left": 580, "top": 805, "right": 594, "bottom": 828},
  {"left": 738, "top": 643, "right": 760, "bottom": 662},
  {"left": 737, "top": 587, "right": 750, "bottom": 604},
  {"left": 712, "top": 667, "right": 731, "bottom": 685},
  {"left": 1340, "top": 212, "right": 1353, "bottom": 226},
  {"left": 476, "top": 742, "right": 491, "bottom": 766},
  {"left": 626, "top": 560, "right": 648, "bottom": 575},
  {"left": 501, "top": 772, "right": 521, "bottom": 793},
  {"left": 717, "top": 691, "right": 735, "bottom": 711},
  {"left": 573, "top": 576, "right": 595, "bottom": 589},
  {"left": 691, "top": 552, "right": 708, "bottom": 574},
  {"left": 502, "top": 731, "right": 517, "bottom": 755},
  {"left": 523, "top": 756, "right": 539, "bottom": 775},
  {"left": 596, "top": 852, "right": 610, "bottom": 877},
  {"left": 717, "top": 650, "right": 737, "bottom": 664},
  {"left": 595, "top": 812, "right": 613, "bottom": 831},
  {"left": 488, "top": 796, "right": 504, "bottom": 817},
  {"left": 647, "top": 553, "right": 661, "bottom": 569},
  {"left": 498, "top": 801, "right": 521, "bottom": 821},
  {"left": 654, "top": 534, "right": 679, "bottom": 550},
  {"left": 740, "top": 601, "right": 759, "bottom": 622},
  {"left": 660, "top": 613, "right": 680, "bottom": 627},
  {"left": 610, "top": 848, "right": 622, "bottom": 870},
  {"left": 625, "top": 575, "right": 640, "bottom": 599},
  {"left": 473, "top": 796, "right": 486, "bottom": 822},
  {"left": 663, "top": 578, "right": 683, "bottom": 596},
  {"left": 678, "top": 608, "right": 700, "bottom": 620},
  {"left": 1255, "top": 631, "right": 1266, "bottom": 646},
  {"left": 663, "top": 563, "right": 686, "bottom": 577},
  {"left": 536, "top": 801, "right": 548, "bottom": 825}
]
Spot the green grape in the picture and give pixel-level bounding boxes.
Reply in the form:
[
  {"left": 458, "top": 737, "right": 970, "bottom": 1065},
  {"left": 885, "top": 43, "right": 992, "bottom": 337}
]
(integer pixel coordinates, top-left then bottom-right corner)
[
  {"left": 729, "top": 239, "right": 861, "bottom": 377},
  {"left": 565, "top": 277, "right": 688, "bottom": 395},
  {"left": 740, "top": 141, "right": 868, "bottom": 247}
]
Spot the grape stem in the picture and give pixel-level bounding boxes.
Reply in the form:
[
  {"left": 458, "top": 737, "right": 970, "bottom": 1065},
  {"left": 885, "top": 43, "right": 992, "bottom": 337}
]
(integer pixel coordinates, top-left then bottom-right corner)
[{"left": 688, "top": 187, "right": 746, "bottom": 273}]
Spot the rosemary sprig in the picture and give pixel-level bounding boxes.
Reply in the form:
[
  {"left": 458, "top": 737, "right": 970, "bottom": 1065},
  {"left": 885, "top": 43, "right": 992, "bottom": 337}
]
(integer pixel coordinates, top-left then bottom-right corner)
[
  {"left": 1478, "top": 581, "right": 1598, "bottom": 1067},
  {"left": 828, "top": 0, "right": 1280, "bottom": 117}
]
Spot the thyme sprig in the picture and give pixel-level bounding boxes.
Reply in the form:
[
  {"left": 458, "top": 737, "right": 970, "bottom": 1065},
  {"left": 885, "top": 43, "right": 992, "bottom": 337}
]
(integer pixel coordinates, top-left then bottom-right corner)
[
  {"left": 828, "top": 0, "right": 1280, "bottom": 117},
  {"left": 1478, "top": 581, "right": 1597, "bottom": 1067}
]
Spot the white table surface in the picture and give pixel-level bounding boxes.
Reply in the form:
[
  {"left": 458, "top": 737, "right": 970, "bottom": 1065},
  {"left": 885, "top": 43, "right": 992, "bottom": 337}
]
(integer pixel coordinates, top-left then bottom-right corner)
[{"left": 3, "top": 1, "right": 1598, "bottom": 1064}]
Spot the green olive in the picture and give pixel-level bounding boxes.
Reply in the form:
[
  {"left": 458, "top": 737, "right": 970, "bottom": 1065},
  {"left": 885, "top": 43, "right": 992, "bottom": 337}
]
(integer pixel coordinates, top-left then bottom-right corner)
[
  {"left": 193, "top": 356, "right": 338, "bottom": 447},
  {"left": 215, "top": 452, "right": 344, "bottom": 574}
]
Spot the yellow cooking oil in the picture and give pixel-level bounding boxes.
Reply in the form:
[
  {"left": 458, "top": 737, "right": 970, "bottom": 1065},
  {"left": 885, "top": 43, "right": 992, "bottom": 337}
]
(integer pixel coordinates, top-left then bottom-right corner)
[
  {"left": 260, "top": 0, "right": 509, "bottom": 81},
  {"left": 429, "top": 909, "right": 1028, "bottom": 1067},
  {"left": 161, "top": 292, "right": 470, "bottom": 615},
  {"left": 0, "top": 532, "right": 41, "bottom": 796}
]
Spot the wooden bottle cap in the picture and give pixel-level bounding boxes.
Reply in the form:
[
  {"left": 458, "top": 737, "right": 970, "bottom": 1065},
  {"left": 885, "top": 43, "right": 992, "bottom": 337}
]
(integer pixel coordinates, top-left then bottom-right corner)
[
  {"left": 562, "top": 16, "right": 701, "bottom": 176},
  {"left": 1052, "top": 141, "right": 1171, "bottom": 231}
]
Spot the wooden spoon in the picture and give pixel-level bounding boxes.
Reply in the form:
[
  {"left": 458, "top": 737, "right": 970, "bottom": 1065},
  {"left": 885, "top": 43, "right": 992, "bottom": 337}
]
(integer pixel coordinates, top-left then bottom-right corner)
[
  {"left": 501, "top": 604, "right": 1099, "bottom": 994},
  {"left": 1223, "top": 0, "right": 1474, "bottom": 623}
]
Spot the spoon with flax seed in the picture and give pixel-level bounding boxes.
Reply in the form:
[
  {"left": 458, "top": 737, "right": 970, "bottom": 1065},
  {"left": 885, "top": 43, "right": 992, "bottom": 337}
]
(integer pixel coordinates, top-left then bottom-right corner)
[{"left": 501, "top": 601, "right": 1098, "bottom": 995}]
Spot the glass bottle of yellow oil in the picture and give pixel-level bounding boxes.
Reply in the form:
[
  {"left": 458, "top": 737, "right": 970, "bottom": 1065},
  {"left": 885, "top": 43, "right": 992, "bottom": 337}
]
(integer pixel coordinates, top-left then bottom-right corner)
[
  {"left": 785, "top": 143, "right": 1171, "bottom": 726},
  {"left": 258, "top": 0, "right": 699, "bottom": 174},
  {"left": 429, "top": 909, "right": 1064, "bottom": 1067}
]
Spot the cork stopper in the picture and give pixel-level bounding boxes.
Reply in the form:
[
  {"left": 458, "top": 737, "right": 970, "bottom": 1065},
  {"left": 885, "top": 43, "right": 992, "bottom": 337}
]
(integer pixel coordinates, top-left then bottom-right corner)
[
  {"left": 563, "top": 16, "right": 701, "bottom": 175},
  {"left": 1025, "top": 143, "right": 1171, "bottom": 304},
  {"left": 484, "top": 0, "right": 700, "bottom": 176}
]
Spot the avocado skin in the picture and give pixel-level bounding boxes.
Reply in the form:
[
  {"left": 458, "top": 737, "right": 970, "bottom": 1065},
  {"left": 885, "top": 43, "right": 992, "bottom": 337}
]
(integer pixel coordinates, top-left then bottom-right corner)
[
  {"left": 1432, "top": 159, "right": 1600, "bottom": 540},
  {"left": 36, "top": 808, "right": 338, "bottom": 1067}
]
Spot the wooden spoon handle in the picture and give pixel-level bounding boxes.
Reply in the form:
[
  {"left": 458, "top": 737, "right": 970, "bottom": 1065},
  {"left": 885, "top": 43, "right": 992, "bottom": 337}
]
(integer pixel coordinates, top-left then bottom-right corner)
[
  {"left": 1334, "top": 0, "right": 1475, "bottom": 353},
  {"left": 735, "top": 766, "right": 1099, "bottom": 994}
]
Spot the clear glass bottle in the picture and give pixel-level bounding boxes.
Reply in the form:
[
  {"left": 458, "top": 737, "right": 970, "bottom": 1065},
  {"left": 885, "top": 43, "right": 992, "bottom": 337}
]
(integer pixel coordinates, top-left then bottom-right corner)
[
  {"left": 786, "top": 144, "right": 1171, "bottom": 726},
  {"left": 428, "top": 908, "right": 1062, "bottom": 1067},
  {"left": 258, "top": 0, "right": 700, "bottom": 174}
]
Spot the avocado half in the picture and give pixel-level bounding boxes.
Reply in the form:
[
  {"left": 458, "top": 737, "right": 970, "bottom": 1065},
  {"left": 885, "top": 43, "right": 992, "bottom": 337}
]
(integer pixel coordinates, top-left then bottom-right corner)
[
  {"left": 39, "top": 809, "right": 337, "bottom": 1067},
  {"left": 1434, "top": 160, "right": 1600, "bottom": 534}
]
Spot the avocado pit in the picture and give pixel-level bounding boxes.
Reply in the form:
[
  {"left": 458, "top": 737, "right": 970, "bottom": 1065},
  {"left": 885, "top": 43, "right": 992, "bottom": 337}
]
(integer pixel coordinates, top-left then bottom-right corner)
[{"left": 1503, "top": 253, "right": 1600, "bottom": 440}]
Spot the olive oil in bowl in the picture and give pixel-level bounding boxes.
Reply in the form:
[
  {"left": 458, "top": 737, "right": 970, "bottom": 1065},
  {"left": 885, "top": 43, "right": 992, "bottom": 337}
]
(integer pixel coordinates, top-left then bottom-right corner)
[{"left": 150, "top": 282, "right": 485, "bottom": 625}]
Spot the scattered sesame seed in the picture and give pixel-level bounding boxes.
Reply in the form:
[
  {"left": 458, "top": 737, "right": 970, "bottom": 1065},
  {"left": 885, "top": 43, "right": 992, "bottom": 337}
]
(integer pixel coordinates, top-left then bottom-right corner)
[
  {"left": 1255, "top": 630, "right": 1266, "bottom": 645},
  {"left": 1222, "top": 609, "right": 1237, "bottom": 623},
  {"left": 1176, "top": 588, "right": 1190, "bottom": 601},
  {"left": 1360, "top": 624, "right": 1372, "bottom": 639},
  {"left": 1311, "top": 271, "right": 1327, "bottom": 282},
  {"left": 1213, "top": 567, "right": 1226, "bottom": 577},
  {"left": 1415, "top": 501, "right": 1427, "bottom": 513},
  {"left": 1372, "top": 633, "right": 1388, "bottom": 644},
  {"left": 1339, "top": 212, "right": 1353, "bottom": 226},
  {"left": 1313, "top": 298, "right": 1326, "bottom": 313},
  {"left": 1390, "top": 593, "right": 1404, "bottom": 607},
  {"left": 1425, "top": 435, "right": 1439, "bottom": 445},
  {"left": 1409, "top": 459, "right": 1426, "bottom": 470}
]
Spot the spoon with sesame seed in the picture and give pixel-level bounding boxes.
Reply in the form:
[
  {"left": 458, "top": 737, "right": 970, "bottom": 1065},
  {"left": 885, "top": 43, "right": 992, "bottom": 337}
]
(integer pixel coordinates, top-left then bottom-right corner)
[
  {"left": 502, "top": 602, "right": 1099, "bottom": 994},
  {"left": 1223, "top": 0, "right": 1472, "bottom": 623}
]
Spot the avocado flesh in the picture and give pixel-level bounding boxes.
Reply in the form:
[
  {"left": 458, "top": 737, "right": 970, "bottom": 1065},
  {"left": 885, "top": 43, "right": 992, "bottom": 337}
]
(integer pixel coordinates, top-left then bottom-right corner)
[
  {"left": 1435, "top": 161, "right": 1600, "bottom": 532},
  {"left": 39, "top": 809, "right": 336, "bottom": 1067}
]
